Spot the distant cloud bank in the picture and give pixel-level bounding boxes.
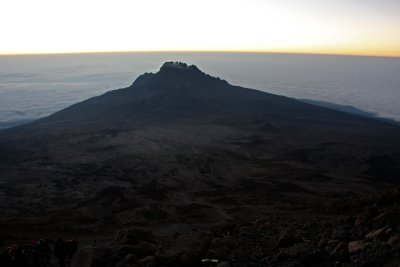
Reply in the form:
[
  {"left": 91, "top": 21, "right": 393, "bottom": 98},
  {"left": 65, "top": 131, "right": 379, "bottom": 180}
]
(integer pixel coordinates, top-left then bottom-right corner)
[{"left": 0, "top": 52, "right": 399, "bottom": 129}]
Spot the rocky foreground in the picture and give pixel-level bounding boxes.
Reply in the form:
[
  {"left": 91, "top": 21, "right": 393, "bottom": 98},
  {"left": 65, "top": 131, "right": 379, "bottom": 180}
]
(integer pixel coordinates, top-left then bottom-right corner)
[{"left": 61, "top": 188, "right": 399, "bottom": 267}]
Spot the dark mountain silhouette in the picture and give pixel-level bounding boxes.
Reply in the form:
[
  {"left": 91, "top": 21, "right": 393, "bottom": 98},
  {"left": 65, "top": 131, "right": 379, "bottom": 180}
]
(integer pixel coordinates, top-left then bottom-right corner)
[
  {"left": 19, "top": 61, "right": 385, "bottom": 129},
  {"left": 1, "top": 62, "right": 400, "bottom": 266}
]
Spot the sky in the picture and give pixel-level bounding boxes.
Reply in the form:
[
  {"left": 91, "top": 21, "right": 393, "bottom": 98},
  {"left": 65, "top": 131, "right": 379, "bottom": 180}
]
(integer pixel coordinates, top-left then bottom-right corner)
[{"left": 1, "top": 0, "right": 399, "bottom": 57}]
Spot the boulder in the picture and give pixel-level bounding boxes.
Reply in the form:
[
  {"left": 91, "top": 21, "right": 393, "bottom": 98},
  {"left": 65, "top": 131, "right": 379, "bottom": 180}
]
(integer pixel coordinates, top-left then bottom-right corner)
[
  {"left": 387, "top": 234, "right": 400, "bottom": 246},
  {"left": 278, "top": 228, "right": 302, "bottom": 247},
  {"left": 324, "top": 239, "right": 340, "bottom": 253},
  {"left": 116, "top": 241, "right": 156, "bottom": 259},
  {"left": 116, "top": 245, "right": 136, "bottom": 259},
  {"left": 331, "top": 228, "right": 351, "bottom": 241},
  {"left": 354, "top": 215, "right": 367, "bottom": 226},
  {"left": 71, "top": 247, "right": 114, "bottom": 267},
  {"left": 349, "top": 241, "right": 388, "bottom": 266},
  {"left": 347, "top": 241, "right": 364, "bottom": 254},
  {"left": 116, "top": 253, "right": 137, "bottom": 267},
  {"left": 317, "top": 238, "right": 328, "bottom": 249},
  {"left": 124, "top": 254, "right": 137, "bottom": 264},
  {"left": 114, "top": 228, "right": 156, "bottom": 245},
  {"left": 156, "top": 231, "right": 211, "bottom": 266},
  {"left": 329, "top": 242, "right": 347, "bottom": 259},
  {"left": 138, "top": 255, "right": 157, "bottom": 267},
  {"left": 372, "top": 211, "right": 400, "bottom": 228},
  {"left": 365, "top": 227, "right": 386, "bottom": 240},
  {"left": 276, "top": 242, "right": 325, "bottom": 265}
]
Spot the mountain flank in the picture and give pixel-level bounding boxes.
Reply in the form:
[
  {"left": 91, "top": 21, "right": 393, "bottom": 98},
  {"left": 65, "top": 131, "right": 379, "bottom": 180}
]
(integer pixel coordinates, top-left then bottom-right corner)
[{"left": 0, "top": 62, "right": 400, "bottom": 266}]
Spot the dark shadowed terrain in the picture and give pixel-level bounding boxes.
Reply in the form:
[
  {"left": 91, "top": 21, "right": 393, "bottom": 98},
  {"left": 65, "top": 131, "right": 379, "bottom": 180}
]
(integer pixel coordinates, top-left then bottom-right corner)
[{"left": 0, "top": 62, "right": 400, "bottom": 266}]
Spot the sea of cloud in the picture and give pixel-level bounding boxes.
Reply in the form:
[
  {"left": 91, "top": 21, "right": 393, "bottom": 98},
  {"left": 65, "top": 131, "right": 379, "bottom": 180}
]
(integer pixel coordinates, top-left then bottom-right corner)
[{"left": 0, "top": 52, "right": 399, "bottom": 128}]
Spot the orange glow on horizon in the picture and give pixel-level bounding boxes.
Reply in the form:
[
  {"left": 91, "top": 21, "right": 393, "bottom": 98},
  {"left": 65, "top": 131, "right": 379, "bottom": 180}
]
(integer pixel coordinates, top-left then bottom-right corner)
[
  {"left": 0, "top": 49, "right": 399, "bottom": 59},
  {"left": 1, "top": 0, "right": 399, "bottom": 58}
]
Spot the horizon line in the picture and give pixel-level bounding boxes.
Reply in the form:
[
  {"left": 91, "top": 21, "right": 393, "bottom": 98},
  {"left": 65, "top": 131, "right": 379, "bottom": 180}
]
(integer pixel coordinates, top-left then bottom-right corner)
[{"left": 1, "top": 50, "right": 399, "bottom": 59}]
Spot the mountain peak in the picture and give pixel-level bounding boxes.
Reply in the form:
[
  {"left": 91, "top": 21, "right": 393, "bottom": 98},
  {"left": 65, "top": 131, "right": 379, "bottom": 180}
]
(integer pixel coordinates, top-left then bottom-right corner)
[
  {"left": 159, "top": 61, "right": 201, "bottom": 73},
  {"left": 131, "top": 62, "right": 227, "bottom": 87}
]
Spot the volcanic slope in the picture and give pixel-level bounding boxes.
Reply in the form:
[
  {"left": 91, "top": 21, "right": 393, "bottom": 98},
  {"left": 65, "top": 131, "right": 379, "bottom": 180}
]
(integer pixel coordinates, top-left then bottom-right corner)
[{"left": 0, "top": 61, "right": 399, "bottom": 241}]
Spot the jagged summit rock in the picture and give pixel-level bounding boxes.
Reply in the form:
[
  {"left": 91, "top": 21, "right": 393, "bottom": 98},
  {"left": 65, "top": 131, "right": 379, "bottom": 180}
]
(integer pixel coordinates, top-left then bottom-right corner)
[
  {"left": 132, "top": 61, "right": 227, "bottom": 87},
  {"left": 159, "top": 61, "right": 199, "bottom": 71}
]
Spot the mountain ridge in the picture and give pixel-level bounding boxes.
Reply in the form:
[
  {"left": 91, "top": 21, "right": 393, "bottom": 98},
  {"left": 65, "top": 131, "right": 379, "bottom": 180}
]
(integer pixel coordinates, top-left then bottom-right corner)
[{"left": 11, "top": 61, "right": 395, "bottom": 132}]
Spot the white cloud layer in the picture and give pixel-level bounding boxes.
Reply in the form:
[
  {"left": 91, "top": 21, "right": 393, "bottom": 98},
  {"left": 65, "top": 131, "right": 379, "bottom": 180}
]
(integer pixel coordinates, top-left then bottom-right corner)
[{"left": 0, "top": 52, "right": 399, "bottom": 129}]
